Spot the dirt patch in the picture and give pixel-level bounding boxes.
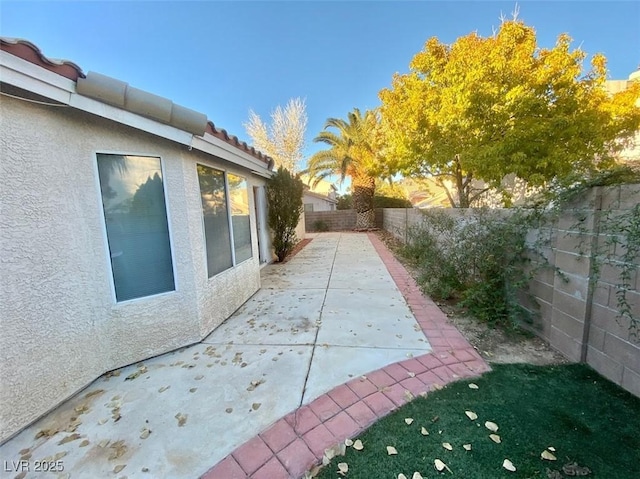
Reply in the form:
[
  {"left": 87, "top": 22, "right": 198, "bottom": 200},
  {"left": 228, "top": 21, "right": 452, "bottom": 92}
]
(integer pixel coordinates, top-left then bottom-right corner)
[
  {"left": 376, "top": 231, "right": 568, "bottom": 366},
  {"left": 442, "top": 306, "right": 568, "bottom": 365}
]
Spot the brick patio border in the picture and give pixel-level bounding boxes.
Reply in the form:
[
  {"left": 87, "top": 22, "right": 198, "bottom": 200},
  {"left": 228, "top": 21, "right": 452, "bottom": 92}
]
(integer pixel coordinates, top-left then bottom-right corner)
[{"left": 202, "top": 233, "right": 490, "bottom": 479}]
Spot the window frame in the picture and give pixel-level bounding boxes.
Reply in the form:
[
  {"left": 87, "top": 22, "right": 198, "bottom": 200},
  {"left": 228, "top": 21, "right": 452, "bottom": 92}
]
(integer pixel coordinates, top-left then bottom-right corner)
[
  {"left": 196, "top": 162, "right": 254, "bottom": 280},
  {"left": 94, "top": 151, "right": 178, "bottom": 304}
]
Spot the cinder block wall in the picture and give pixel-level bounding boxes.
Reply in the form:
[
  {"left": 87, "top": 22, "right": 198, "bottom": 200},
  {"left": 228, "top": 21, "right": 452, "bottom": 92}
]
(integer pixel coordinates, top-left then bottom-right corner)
[
  {"left": 305, "top": 210, "right": 356, "bottom": 231},
  {"left": 304, "top": 209, "right": 384, "bottom": 231},
  {"left": 382, "top": 208, "right": 424, "bottom": 241},
  {"left": 523, "top": 185, "right": 640, "bottom": 396},
  {"left": 528, "top": 189, "right": 601, "bottom": 363},
  {"left": 582, "top": 185, "right": 640, "bottom": 395},
  {"left": 379, "top": 185, "right": 640, "bottom": 397}
]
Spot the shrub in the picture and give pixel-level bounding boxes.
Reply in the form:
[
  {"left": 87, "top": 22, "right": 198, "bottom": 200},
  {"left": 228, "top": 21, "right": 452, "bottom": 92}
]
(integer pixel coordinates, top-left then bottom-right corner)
[
  {"left": 374, "top": 195, "right": 413, "bottom": 208},
  {"left": 402, "top": 208, "right": 534, "bottom": 328},
  {"left": 401, "top": 168, "right": 640, "bottom": 335},
  {"left": 337, "top": 193, "right": 412, "bottom": 210},
  {"left": 266, "top": 167, "right": 304, "bottom": 262}
]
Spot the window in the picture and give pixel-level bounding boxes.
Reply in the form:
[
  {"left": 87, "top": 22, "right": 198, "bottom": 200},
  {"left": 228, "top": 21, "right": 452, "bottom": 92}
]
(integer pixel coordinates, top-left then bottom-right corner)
[
  {"left": 97, "top": 154, "right": 175, "bottom": 302},
  {"left": 197, "top": 165, "right": 252, "bottom": 277},
  {"left": 197, "top": 165, "right": 233, "bottom": 276},
  {"left": 304, "top": 203, "right": 314, "bottom": 212}
]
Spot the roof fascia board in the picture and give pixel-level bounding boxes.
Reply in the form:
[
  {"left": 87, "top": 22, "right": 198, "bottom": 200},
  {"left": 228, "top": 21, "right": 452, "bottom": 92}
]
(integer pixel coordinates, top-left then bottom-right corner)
[
  {"left": 1, "top": 50, "right": 74, "bottom": 103},
  {"left": 192, "top": 134, "right": 272, "bottom": 178}
]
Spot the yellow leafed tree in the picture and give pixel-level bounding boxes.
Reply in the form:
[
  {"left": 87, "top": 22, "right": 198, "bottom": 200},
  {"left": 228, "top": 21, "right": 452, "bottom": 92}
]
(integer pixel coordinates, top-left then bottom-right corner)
[{"left": 379, "top": 20, "right": 640, "bottom": 207}]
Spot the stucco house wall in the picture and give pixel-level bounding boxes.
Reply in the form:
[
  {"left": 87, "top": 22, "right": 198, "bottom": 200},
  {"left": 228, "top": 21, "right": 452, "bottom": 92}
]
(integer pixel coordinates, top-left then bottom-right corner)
[
  {"left": 300, "top": 174, "right": 338, "bottom": 212},
  {"left": 303, "top": 191, "right": 337, "bottom": 212},
  {"left": 0, "top": 43, "right": 271, "bottom": 442}
]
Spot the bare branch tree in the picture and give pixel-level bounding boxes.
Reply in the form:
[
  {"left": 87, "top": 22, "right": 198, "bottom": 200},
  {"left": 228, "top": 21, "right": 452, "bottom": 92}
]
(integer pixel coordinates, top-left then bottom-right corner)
[
  {"left": 244, "top": 98, "right": 307, "bottom": 172},
  {"left": 245, "top": 110, "right": 273, "bottom": 158},
  {"left": 512, "top": 2, "right": 520, "bottom": 21}
]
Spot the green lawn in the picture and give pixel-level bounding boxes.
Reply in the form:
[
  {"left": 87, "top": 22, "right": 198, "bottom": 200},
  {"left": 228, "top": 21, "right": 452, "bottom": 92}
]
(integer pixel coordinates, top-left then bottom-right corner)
[{"left": 315, "top": 364, "right": 640, "bottom": 479}]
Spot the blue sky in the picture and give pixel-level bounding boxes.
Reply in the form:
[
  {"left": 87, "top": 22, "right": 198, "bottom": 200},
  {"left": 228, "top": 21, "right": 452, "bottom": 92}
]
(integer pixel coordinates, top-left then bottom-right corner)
[{"left": 2, "top": 1, "right": 639, "bottom": 175}]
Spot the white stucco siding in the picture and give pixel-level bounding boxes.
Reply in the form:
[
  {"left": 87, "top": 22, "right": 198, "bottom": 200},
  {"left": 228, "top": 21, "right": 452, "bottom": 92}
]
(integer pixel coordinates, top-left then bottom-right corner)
[
  {"left": 303, "top": 192, "right": 336, "bottom": 212},
  {"left": 197, "top": 259, "right": 260, "bottom": 337},
  {"left": 0, "top": 97, "right": 264, "bottom": 442}
]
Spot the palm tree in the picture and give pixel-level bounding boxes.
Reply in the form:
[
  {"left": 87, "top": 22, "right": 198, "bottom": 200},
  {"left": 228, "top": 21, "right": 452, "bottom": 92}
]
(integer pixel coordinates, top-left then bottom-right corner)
[{"left": 307, "top": 108, "right": 380, "bottom": 230}]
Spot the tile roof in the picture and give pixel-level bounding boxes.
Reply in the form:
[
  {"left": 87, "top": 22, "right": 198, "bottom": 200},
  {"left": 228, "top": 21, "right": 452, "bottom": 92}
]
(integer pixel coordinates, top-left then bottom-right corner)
[
  {"left": 206, "top": 122, "right": 274, "bottom": 167},
  {"left": 1, "top": 38, "right": 84, "bottom": 80},
  {"left": 1, "top": 37, "right": 272, "bottom": 167}
]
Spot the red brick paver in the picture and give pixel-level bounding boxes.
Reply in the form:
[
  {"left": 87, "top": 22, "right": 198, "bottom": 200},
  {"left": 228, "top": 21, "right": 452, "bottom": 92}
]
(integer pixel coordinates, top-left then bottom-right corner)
[
  {"left": 367, "top": 369, "right": 396, "bottom": 389},
  {"left": 252, "top": 457, "right": 291, "bottom": 479},
  {"left": 362, "top": 391, "right": 397, "bottom": 416},
  {"left": 203, "top": 456, "right": 246, "bottom": 479},
  {"left": 308, "top": 395, "right": 341, "bottom": 422},
  {"left": 279, "top": 440, "right": 317, "bottom": 478},
  {"left": 232, "top": 436, "right": 273, "bottom": 476},
  {"left": 345, "top": 401, "right": 376, "bottom": 428},
  {"left": 260, "top": 420, "right": 297, "bottom": 454},
  {"left": 323, "top": 411, "right": 360, "bottom": 440},
  {"left": 285, "top": 406, "right": 320, "bottom": 435},
  {"left": 328, "top": 384, "right": 359, "bottom": 409},
  {"left": 303, "top": 424, "right": 336, "bottom": 458},
  {"left": 347, "top": 376, "right": 377, "bottom": 398},
  {"left": 201, "top": 233, "right": 490, "bottom": 479}
]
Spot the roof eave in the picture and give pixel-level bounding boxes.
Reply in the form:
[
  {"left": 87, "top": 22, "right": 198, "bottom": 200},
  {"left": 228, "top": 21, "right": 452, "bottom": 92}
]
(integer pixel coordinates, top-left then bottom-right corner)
[
  {"left": 192, "top": 134, "right": 273, "bottom": 178},
  {"left": 1, "top": 39, "right": 274, "bottom": 171},
  {"left": 303, "top": 190, "right": 338, "bottom": 203}
]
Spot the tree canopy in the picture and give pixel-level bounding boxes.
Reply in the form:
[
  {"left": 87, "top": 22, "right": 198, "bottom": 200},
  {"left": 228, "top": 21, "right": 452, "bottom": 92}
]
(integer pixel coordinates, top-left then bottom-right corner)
[
  {"left": 244, "top": 98, "right": 307, "bottom": 172},
  {"left": 379, "top": 20, "right": 640, "bottom": 207}
]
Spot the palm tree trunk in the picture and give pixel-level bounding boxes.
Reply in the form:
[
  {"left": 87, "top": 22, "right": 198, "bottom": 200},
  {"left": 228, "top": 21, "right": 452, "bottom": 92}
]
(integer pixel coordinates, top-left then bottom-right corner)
[{"left": 352, "top": 174, "right": 376, "bottom": 230}]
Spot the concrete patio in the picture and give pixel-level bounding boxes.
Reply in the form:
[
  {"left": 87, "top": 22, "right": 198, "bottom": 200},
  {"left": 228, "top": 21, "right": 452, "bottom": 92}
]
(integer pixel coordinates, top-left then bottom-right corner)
[{"left": 0, "top": 233, "right": 488, "bottom": 479}]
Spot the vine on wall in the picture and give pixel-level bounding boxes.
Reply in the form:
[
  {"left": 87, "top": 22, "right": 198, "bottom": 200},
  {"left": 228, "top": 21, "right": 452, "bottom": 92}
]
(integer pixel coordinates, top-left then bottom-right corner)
[{"left": 542, "top": 167, "right": 640, "bottom": 337}]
